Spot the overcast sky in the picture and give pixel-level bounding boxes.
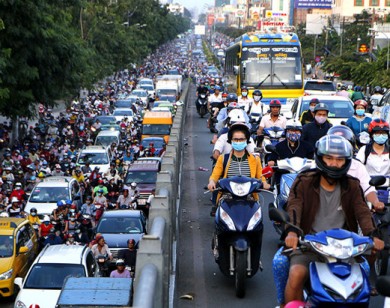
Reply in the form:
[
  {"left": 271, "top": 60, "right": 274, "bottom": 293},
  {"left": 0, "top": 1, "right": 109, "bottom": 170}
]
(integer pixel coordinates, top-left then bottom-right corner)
[{"left": 175, "top": 0, "right": 215, "bottom": 18}]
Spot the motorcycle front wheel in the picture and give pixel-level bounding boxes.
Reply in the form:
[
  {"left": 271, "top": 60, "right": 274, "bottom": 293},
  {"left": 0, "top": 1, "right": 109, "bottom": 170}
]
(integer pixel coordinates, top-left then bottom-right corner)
[{"left": 235, "top": 250, "right": 247, "bottom": 298}]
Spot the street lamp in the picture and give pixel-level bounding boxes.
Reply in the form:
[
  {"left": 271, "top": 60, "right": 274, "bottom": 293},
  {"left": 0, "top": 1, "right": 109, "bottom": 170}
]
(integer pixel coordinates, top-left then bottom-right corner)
[
  {"left": 369, "top": 28, "right": 390, "bottom": 70},
  {"left": 356, "top": 37, "right": 361, "bottom": 53}
]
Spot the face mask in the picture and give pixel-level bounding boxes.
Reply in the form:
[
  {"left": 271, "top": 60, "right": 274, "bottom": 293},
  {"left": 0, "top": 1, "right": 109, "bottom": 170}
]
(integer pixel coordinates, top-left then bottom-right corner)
[
  {"left": 315, "top": 115, "right": 327, "bottom": 124},
  {"left": 86, "top": 201, "right": 91, "bottom": 205},
  {"left": 286, "top": 132, "right": 301, "bottom": 142},
  {"left": 373, "top": 134, "right": 388, "bottom": 145},
  {"left": 15, "top": 187, "right": 20, "bottom": 190},
  {"left": 253, "top": 95, "right": 261, "bottom": 101},
  {"left": 70, "top": 209, "right": 75, "bottom": 213},
  {"left": 31, "top": 212, "right": 36, "bottom": 217},
  {"left": 309, "top": 106, "right": 315, "bottom": 112},
  {"left": 231, "top": 141, "right": 247, "bottom": 151},
  {"left": 70, "top": 218, "right": 75, "bottom": 222},
  {"left": 241, "top": 92, "right": 248, "bottom": 97},
  {"left": 98, "top": 193, "right": 102, "bottom": 196},
  {"left": 44, "top": 221, "right": 49, "bottom": 225},
  {"left": 356, "top": 109, "right": 365, "bottom": 116}
]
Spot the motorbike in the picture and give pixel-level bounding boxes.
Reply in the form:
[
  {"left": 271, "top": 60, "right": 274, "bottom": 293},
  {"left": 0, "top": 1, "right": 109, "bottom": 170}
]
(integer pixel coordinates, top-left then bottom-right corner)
[
  {"left": 96, "top": 254, "right": 110, "bottom": 277},
  {"left": 197, "top": 94, "right": 208, "bottom": 118},
  {"left": 261, "top": 126, "right": 285, "bottom": 164},
  {"left": 210, "top": 175, "right": 268, "bottom": 298},
  {"left": 208, "top": 101, "right": 224, "bottom": 134},
  {"left": 94, "top": 203, "right": 105, "bottom": 223},
  {"left": 270, "top": 205, "right": 375, "bottom": 307}
]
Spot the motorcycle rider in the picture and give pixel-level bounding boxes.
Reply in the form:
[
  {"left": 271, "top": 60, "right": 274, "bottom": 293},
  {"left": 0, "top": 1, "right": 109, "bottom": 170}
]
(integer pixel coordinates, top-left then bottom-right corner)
[
  {"left": 216, "top": 95, "right": 250, "bottom": 134},
  {"left": 110, "top": 259, "right": 131, "bottom": 278},
  {"left": 299, "top": 98, "right": 319, "bottom": 126},
  {"left": 119, "top": 239, "right": 137, "bottom": 274},
  {"left": 369, "top": 85, "right": 383, "bottom": 113},
  {"left": 91, "top": 235, "right": 113, "bottom": 260},
  {"left": 282, "top": 135, "right": 384, "bottom": 305},
  {"left": 345, "top": 99, "right": 372, "bottom": 138},
  {"left": 207, "top": 85, "right": 223, "bottom": 130},
  {"left": 248, "top": 89, "right": 263, "bottom": 119},
  {"left": 237, "top": 86, "right": 254, "bottom": 114},
  {"left": 302, "top": 103, "right": 332, "bottom": 148},
  {"left": 257, "top": 99, "right": 287, "bottom": 136},
  {"left": 116, "top": 188, "right": 133, "bottom": 209},
  {"left": 208, "top": 123, "right": 270, "bottom": 215}
]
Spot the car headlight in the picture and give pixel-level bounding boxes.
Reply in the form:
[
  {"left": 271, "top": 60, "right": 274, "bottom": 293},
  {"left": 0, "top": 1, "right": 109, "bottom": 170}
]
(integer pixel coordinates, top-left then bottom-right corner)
[
  {"left": 229, "top": 181, "right": 251, "bottom": 197},
  {"left": 220, "top": 207, "right": 236, "bottom": 231},
  {"left": 0, "top": 268, "right": 13, "bottom": 280},
  {"left": 15, "top": 300, "right": 27, "bottom": 308},
  {"left": 247, "top": 207, "right": 262, "bottom": 231},
  {"left": 309, "top": 237, "right": 366, "bottom": 259}
]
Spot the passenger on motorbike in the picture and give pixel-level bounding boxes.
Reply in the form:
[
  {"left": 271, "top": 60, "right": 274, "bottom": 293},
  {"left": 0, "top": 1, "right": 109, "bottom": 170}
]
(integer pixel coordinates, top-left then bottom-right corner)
[
  {"left": 80, "top": 196, "right": 96, "bottom": 217},
  {"left": 282, "top": 135, "right": 384, "bottom": 304},
  {"left": 110, "top": 259, "right": 131, "bottom": 278},
  {"left": 299, "top": 98, "right": 319, "bottom": 126},
  {"left": 93, "top": 189, "right": 108, "bottom": 210},
  {"left": 208, "top": 123, "right": 270, "bottom": 215},
  {"left": 91, "top": 235, "right": 113, "bottom": 261},
  {"left": 237, "top": 86, "right": 254, "bottom": 114},
  {"left": 257, "top": 99, "right": 287, "bottom": 136},
  {"left": 356, "top": 118, "right": 390, "bottom": 177},
  {"left": 302, "top": 103, "right": 332, "bottom": 148},
  {"left": 28, "top": 207, "right": 41, "bottom": 225},
  {"left": 6, "top": 197, "right": 24, "bottom": 217},
  {"left": 216, "top": 95, "right": 250, "bottom": 134},
  {"left": 345, "top": 99, "right": 372, "bottom": 138}
]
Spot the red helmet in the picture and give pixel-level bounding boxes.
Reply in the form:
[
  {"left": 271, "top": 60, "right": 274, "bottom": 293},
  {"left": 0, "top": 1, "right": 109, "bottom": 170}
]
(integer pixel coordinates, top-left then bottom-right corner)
[
  {"left": 354, "top": 99, "right": 368, "bottom": 109},
  {"left": 269, "top": 99, "right": 282, "bottom": 108},
  {"left": 368, "top": 118, "right": 390, "bottom": 134}
]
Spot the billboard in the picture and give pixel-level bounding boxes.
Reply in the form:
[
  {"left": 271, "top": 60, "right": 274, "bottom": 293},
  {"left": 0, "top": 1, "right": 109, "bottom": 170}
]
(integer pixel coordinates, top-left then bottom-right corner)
[
  {"left": 294, "top": 0, "right": 332, "bottom": 9},
  {"left": 194, "top": 25, "right": 206, "bottom": 35}
]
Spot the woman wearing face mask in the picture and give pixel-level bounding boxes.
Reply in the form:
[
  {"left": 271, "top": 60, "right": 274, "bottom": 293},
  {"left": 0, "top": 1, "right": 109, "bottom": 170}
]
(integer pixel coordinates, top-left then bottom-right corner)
[
  {"left": 346, "top": 100, "right": 372, "bottom": 138},
  {"left": 302, "top": 103, "right": 333, "bottom": 148},
  {"left": 208, "top": 123, "right": 270, "bottom": 215},
  {"left": 300, "top": 98, "right": 320, "bottom": 126},
  {"left": 356, "top": 118, "right": 390, "bottom": 177}
]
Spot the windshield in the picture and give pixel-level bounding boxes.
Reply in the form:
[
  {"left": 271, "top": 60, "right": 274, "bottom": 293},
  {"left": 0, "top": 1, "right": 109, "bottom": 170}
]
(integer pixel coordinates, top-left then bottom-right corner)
[
  {"left": 96, "top": 117, "right": 116, "bottom": 125},
  {"left": 95, "top": 136, "right": 118, "bottom": 147},
  {"left": 30, "top": 187, "right": 69, "bottom": 203},
  {"left": 157, "top": 89, "right": 177, "bottom": 96},
  {"left": 241, "top": 46, "right": 303, "bottom": 88},
  {"left": 125, "top": 171, "right": 157, "bottom": 184},
  {"left": 141, "top": 139, "right": 165, "bottom": 148},
  {"left": 24, "top": 264, "right": 85, "bottom": 289},
  {"left": 140, "top": 85, "right": 154, "bottom": 91},
  {"left": 97, "top": 217, "right": 143, "bottom": 234},
  {"left": 142, "top": 124, "right": 171, "bottom": 135},
  {"left": 133, "top": 91, "right": 147, "bottom": 97},
  {"left": 0, "top": 235, "right": 14, "bottom": 257},
  {"left": 304, "top": 82, "right": 336, "bottom": 91},
  {"left": 114, "top": 100, "right": 133, "bottom": 108},
  {"left": 78, "top": 153, "right": 109, "bottom": 165},
  {"left": 300, "top": 99, "right": 354, "bottom": 118},
  {"left": 113, "top": 110, "right": 133, "bottom": 116}
]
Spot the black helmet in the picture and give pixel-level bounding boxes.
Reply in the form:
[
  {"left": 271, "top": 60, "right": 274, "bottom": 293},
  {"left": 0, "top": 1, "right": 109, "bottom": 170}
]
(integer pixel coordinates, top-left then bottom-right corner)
[
  {"left": 314, "top": 103, "right": 329, "bottom": 113},
  {"left": 226, "top": 93, "right": 238, "bottom": 102},
  {"left": 374, "top": 86, "right": 382, "bottom": 93},
  {"left": 315, "top": 135, "right": 353, "bottom": 179},
  {"left": 30, "top": 207, "right": 37, "bottom": 213},
  {"left": 252, "top": 89, "right": 263, "bottom": 100},
  {"left": 327, "top": 125, "right": 356, "bottom": 148},
  {"left": 227, "top": 123, "right": 250, "bottom": 144}
]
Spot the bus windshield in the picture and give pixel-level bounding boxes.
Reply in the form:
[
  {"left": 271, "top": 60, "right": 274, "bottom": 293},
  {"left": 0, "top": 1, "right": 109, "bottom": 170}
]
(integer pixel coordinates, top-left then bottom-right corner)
[{"left": 241, "top": 46, "right": 302, "bottom": 88}]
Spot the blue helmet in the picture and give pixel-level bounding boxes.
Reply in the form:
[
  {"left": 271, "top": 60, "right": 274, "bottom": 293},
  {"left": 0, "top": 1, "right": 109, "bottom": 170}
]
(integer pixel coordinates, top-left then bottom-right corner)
[
  {"left": 65, "top": 199, "right": 72, "bottom": 205},
  {"left": 57, "top": 200, "right": 64, "bottom": 207},
  {"left": 226, "top": 93, "right": 238, "bottom": 102}
]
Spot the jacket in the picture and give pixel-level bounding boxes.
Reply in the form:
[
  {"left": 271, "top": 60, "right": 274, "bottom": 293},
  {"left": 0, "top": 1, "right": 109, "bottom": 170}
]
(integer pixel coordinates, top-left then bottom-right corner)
[
  {"left": 302, "top": 120, "right": 332, "bottom": 148},
  {"left": 286, "top": 170, "right": 375, "bottom": 236}
]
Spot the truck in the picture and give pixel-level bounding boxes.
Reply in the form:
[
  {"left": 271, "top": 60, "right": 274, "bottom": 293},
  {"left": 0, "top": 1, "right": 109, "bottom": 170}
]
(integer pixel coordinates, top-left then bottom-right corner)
[
  {"left": 56, "top": 277, "right": 132, "bottom": 307},
  {"left": 155, "top": 74, "right": 182, "bottom": 100}
]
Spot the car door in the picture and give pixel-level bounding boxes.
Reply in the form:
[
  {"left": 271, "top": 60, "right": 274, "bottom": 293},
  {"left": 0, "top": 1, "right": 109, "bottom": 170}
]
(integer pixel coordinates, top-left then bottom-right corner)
[
  {"left": 15, "top": 227, "right": 32, "bottom": 276},
  {"left": 86, "top": 251, "right": 99, "bottom": 277}
]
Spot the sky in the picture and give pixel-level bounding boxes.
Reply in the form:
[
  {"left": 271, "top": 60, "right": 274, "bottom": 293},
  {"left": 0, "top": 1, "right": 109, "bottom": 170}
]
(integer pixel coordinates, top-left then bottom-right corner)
[{"left": 175, "top": 0, "right": 215, "bottom": 18}]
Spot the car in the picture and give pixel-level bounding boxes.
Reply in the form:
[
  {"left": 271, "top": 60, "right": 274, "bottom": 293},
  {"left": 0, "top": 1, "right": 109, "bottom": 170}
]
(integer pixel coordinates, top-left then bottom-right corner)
[
  {"left": 14, "top": 245, "right": 99, "bottom": 308},
  {"left": 138, "top": 78, "right": 154, "bottom": 87},
  {"left": 131, "top": 89, "right": 149, "bottom": 104},
  {"left": 0, "top": 218, "right": 39, "bottom": 298},
  {"left": 94, "top": 115, "right": 118, "bottom": 126},
  {"left": 125, "top": 160, "right": 160, "bottom": 209},
  {"left": 95, "top": 210, "right": 146, "bottom": 263},
  {"left": 114, "top": 96, "right": 138, "bottom": 108},
  {"left": 112, "top": 108, "right": 134, "bottom": 123},
  {"left": 94, "top": 130, "right": 120, "bottom": 147},
  {"left": 77, "top": 146, "right": 112, "bottom": 174},
  {"left": 139, "top": 84, "right": 155, "bottom": 98},
  {"left": 303, "top": 79, "right": 337, "bottom": 96},
  {"left": 291, "top": 95, "right": 354, "bottom": 125},
  {"left": 25, "top": 177, "right": 83, "bottom": 218},
  {"left": 141, "top": 137, "right": 166, "bottom": 156}
]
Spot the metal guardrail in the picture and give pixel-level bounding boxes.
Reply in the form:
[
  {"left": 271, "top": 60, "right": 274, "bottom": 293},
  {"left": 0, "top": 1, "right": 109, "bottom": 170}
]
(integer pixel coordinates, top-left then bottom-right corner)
[{"left": 132, "top": 79, "right": 190, "bottom": 308}]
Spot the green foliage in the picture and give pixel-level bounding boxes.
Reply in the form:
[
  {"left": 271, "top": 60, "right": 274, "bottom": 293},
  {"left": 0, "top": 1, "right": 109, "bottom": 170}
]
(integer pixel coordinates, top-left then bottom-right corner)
[
  {"left": 215, "top": 26, "right": 247, "bottom": 39},
  {"left": 0, "top": 0, "right": 190, "bottom": 119}
]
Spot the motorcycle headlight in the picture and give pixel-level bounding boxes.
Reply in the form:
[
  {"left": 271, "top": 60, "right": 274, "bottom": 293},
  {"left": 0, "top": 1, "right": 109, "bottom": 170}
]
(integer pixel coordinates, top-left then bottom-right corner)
[
  {"left": 309, "top": 237, "right": 366, "bottom": 259},
  {"left": 247, "top": 207, "right": 262, "bottom": 231},
  {"left": 276, "top": 131, "right": 284, "bottom": 138},
  {"left": 0, "top": 268, "right": 13, "bottom": 280},
  {"left": 229, "top": 181, "right": 251, "bottom": 197},
  {"left": 15, "top": 301, "right": 27, "bottom": 308},
  {"left": 220, "top": 207, "right": 236, "bottom": 231}
]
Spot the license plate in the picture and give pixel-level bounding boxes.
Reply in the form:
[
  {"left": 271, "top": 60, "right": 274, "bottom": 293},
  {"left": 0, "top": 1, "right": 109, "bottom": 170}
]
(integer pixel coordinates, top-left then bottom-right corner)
[
  {"left": 98, "top": 258, "right": 105, "bottom": 262},
  {"left": 138, "top": 199, "right": 146, "bottom": 205}
]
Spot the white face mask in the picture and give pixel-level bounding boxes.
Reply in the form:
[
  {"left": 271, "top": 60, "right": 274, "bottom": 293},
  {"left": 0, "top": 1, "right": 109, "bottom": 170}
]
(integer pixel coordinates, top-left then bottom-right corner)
[
  {"left": 315, "top": 115, "right": 327, "bottom": 124},
  {"left": 241, "top": 92, "right": 248, "bottom": 97}
]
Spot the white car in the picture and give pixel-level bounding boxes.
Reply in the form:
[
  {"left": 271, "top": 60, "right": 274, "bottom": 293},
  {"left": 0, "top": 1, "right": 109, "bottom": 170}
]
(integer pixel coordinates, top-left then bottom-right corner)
[
  {"left": 303, "top": 79, "right": 337, "bottom": 96},
  {"left": 14, "top": 245, "right": 99, "bottom": 308},
  {"left": 131, "top": 89, "right": 149, "bottom": 104},
  {"left": 112, "top": 108, "right": 134, "bottom": 123},
  {"left": 77, "top": 145, "right": 112, "bottom": 174}
]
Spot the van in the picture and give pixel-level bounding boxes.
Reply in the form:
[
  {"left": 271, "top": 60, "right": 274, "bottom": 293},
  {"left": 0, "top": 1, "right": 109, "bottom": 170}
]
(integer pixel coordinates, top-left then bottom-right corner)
[
  {"left": 77, "top": 145, "right": 112, "bottom": 174},
  {"left": 94, "top": 130, "right": 120, "bottom": 147},
  {"left": 0, "top": 218, "right": 39, "bottom": 297},
  {"left": 142, "top": 111, "right": 172, "bottom": 143}
]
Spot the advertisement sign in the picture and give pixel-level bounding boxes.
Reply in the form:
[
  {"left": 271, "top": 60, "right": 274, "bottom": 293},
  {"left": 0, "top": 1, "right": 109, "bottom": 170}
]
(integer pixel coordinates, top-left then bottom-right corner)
[
  {"left": 207, "top": 14, "right": 215, "bottom": 26},
  {"left": 294, "top": 0, "right": 332, "bottom": 9}
]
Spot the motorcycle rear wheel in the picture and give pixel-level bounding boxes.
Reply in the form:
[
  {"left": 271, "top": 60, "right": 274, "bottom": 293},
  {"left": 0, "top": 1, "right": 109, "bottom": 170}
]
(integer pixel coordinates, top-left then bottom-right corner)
[
  {"left": 375, "top": 249, "right": 389, "bottom": 276},
  {"left": 235, "top": 250, "right": 247, "bottom": 298}
]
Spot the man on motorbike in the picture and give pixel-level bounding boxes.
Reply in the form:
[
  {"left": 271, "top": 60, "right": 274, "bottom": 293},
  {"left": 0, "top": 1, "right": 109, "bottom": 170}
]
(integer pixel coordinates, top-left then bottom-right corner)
[
  {"left": 299, "top": 98, "right": 319, "bottom": 126},
  {"left": 116, "top": 188, "right": 134, "bottom": 209},
  {"left": 110, "top": 259, "right": 131, "bottom": 278},
  {"left": 119, "top": 239, "right": 137, "bottom": 274},
  {"left": 283, "top": 135, "right": 384, "bottom": 305},
  {"left": 302, "top": 103, "right": 332, "bottom": 148},
  {"left": 257, "top": 99, "right": 287, "bottom": 136}
]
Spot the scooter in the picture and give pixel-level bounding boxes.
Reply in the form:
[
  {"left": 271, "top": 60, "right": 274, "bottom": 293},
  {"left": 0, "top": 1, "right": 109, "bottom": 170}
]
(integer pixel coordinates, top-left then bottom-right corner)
[
  {"left": 270, "top": 206, "right": 374, "bottom": 307},
  {"left": 261, "top": 126, "right": 285, "bottom": 164},
  {"left": 96, "top": 254, "right": 110, "bottom": 277},
  {"left": 197, "top": 94, "right": 208, "bottom": 118},
  {"left": 210, "top": 175, "right": 268, "bottom": 298},
  {"left": 208, "top": 101, "right": 224, "bottom": 133}
]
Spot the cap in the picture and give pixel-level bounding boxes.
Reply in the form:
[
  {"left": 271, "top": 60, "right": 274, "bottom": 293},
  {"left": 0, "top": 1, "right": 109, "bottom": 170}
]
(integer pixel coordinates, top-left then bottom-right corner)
[{"left": 116, "top": 259, "right": 125, "bottom": 266}]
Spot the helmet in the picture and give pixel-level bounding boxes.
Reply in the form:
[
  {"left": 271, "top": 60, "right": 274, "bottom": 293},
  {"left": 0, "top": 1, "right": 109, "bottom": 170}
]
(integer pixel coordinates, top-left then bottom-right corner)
[
  {"left": 309, "top": 98, "right": 320, "bottom": 105},
  {"left": 314, "top": 103, "right": 329, "bottom": 113},
  {"left": 241, "top": 86, "right": 248, "bottom": 91},
  {"left": 374, "top": 86, "right": 382, "bottom": 93},
  {"left": 315, "top": 135, "right": 353, "bottom": 179},
  {"left": 86, "top": 195, "right": 93, "bottom": 201},
  {"left": 130, "top": 182, "right": 137, "bottom": 188},
  {"left": 15, "top": 182, "right": 22, "bottom": 187},
  {"left": 214, "top": 85, "right": 221, "bottom": 91},
  {"left": 30, "top": 176, "right": 36, "bottom": 181},
  {"left": 30, "top": 207, "right": 37, "bottom": 213},
  {"left": 43, "top": 215, "right": 50, "bottom": 222},
  {"left": 227, "top": 122, "right": 251, "bottom": 144},
  {"left": 368, "top": 118, "right": 390, "bottom": 134},
  {"left": 38, "top": 172, "right": 45, "bottom": 178},
  {"left": 285, "top": 119, "right": 303, "bottom": 132},
  {"left": 116, "top": 259, "right": 125, "bottom": 266},
  {"left": 354, "top": 85, "right": 361, "bottom": 92},
  {"left": 226, "top": 93, "right": 238, "bottom": 102},
  {"left": 65, "top": 199, "right": 72, "bottom": 205},
  {"left": 57, "top": 200, "right": 64, "bottom": 207},
  {"left": 97, "top": 188, "right": 104, "bottom": 193},
  {"left": 222, "top": 92, "right": 228, "bottom": 98},
  {"left": 269, "top": 99, "right": 282, "bottom": 108},
  {"left": 228, "top": 109, "right": 246, "bottom": 124},
  {"left": 340, "top": 85, "right": 346, "bottom": 91},
  {"left": 11, "top": 197, "right": 19, "bottom": 203},
  {"left": 347, "top": 85, "right": 353, "bottom": 90},
  {"left": 252, "top": 89, "right": 262, "bottom": 100},
  {"left": 327, "top": 125, "right": 356, "bottom": 148},
  {"left": 354, "top": 99, "right": 368, "bottom": 109}
]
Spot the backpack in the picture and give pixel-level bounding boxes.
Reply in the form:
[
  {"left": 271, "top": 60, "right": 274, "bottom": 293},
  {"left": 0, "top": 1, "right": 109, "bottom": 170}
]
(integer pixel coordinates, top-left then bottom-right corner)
[{"left": 362, "top": 142, "right": 390, "bottom": 165}]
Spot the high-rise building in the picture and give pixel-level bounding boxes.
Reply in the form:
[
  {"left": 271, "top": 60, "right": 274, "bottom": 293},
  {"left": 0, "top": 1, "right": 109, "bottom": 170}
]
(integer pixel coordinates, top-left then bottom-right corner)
[{"left": 215, "top": 0, "right": 230, "bottom": 7}]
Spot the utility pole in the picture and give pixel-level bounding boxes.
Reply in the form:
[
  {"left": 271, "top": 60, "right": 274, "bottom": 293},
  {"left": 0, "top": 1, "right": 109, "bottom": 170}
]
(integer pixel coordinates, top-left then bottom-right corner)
[
  {"left": 340, "top": 16, "right": 345, "bottom": 56},
  {"left": 369, "top": 8, "right": 376, "bottom": 61}
]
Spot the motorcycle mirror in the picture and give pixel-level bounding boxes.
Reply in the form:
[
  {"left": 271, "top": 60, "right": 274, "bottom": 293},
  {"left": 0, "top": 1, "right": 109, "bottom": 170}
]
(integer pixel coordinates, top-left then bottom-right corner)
[
  {"left": 265, "top": 144, "right": 277, "bottom": 154},
  {"left": 376, "top": 276, "right": 390, "bottom": 297},
  {"left": 369, "top": 176, "right": 386, "bottom": 187},
  {"left": 268, "top": 203, "right": 290, "bottom": 223}
]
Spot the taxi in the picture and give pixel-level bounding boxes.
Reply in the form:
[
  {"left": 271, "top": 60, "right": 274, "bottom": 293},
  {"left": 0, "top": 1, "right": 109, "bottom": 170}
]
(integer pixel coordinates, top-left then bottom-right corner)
[{"left": 0, "top": 218, "right": 39, "bottom": 297}]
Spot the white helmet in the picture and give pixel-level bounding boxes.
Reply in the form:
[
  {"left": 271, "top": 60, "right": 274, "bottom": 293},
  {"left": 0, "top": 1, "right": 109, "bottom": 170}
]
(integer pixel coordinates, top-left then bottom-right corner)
[
  {"left": 228, "top": 109, "right": 246, "bottom": 125},
  {"left": 285, "top": 119, "right": 303, "bottom": 132},
  {"left": 130, "top": 182, "right": 137, "bottom": 189},
  {"left": 11, "top": 197, "right": 19, "bottom": 203},
  {"left": 43, "top": 215, "right": 50, "bottom": 222},
  {"left": 0, "top": 212, "right": 9, "bottom": 217}
]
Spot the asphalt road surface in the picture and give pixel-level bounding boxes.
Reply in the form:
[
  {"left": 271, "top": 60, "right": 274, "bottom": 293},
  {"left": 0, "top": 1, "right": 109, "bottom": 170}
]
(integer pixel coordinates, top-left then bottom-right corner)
[{"left": 174, "top": 83, "right": 385, "bottom": 308}]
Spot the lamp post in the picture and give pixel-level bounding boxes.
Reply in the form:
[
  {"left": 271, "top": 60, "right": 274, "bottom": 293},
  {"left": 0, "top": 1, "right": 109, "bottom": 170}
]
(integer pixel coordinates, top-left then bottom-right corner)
[
  {"left": 369, "top": 28, "right": 389, "bottom": 70},
  {"left": 356, "top": 37, "right": 361, "bottom": 53}
]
